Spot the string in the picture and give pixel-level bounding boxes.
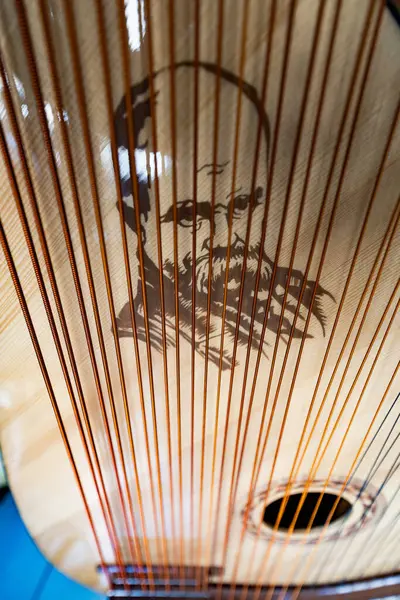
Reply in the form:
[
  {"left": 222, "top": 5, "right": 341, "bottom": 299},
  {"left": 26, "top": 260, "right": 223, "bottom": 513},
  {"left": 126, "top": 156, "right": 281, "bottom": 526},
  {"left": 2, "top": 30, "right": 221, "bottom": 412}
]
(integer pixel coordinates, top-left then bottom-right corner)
[
  {"left": 277, "top": 170, "right": 400, "bottom": 530},
  {"left": 202, "top": 0, "right": 224, "bottom": 591},
  {"left": 1, "top": 0, "right": 398, "bottom": 593},
  {"left": 227, "top": 5, "right": 343, "bottom": 575},
  {"left": 313, "top": 392, "right": 400, "bottom": 580},
  {"left": 0, "top": 219, "right": 111, "bottom": 585},
  {"left": 332, "top": 444, "right": 400, "bottom": 578},
  {"left": 115, "top": 0, "right": 169, "bottom": 569},
  {"left": 255, "top": 75, "right": 399, "bottom": 599},
  {"left": 14, "top": 0, "right": 142, "bottom": 580},
  {"left": 94, "top": 0, "right": 163, "bottom": 588},
  {"left": 238, "top": 2, "right": 383, "bottom": 596},
  {"left": 166, "top": 0, "right": 184, "bottom": 577},
  {"left": 272, "top": 217, "right": 399, "bottom": 597},
  {"left": 270, "top": 166, "right": 398, "bottom": 591},
  {"left": 222, "top": 3, "right": 278, "bottom": 572},
  {"left": 211, "top": 0, "right": 277, "bottom": 589},
  {"left": 232, "top": 0, "right": 369, "bottom": 592},
  {"left": 217, "top": 0, "right": 326, "bottom": 595},
  {"left": 277, "top": 1, "right": 385, "bottom": 497},
  {"left": 370, "top": 499, "right": 400, "bottom": 577},
  {"left": 251, "top": 0, "right": 377, "bottom": 514},
  {"left": 143, "top": 0, "right": 177, "bottom": 573},
  {"left": 323, "top": 363, "right": 400, "bottom": 499},
  {"left": 226, "top": 2, "right": 299, "bottom": 597},
  {"left": 0, "top": 47, "right": 127, "bottom": 587},
  {"left": 209, "top": 0, "right": 252, "bottom": 576},
  {"left": 191, "top": 0, "right": 201, "bottom": 577},
  {"left": 278, "top": 363, "right": 400, "bottom": 597},
  {"left": 287, "top": 330, "right": 400, "bottom": 600},
  {"left": 328, "top": 421, "right": 400, "bottom": 580},
  {"left": 269, "top": 224, "right": 399, "bottom": 596},
  {"left": 63, "top": 0, "right": 149, "bottom": 571},
  {"left": 347, "top": 460, "right": 400, "bottom": 579}
]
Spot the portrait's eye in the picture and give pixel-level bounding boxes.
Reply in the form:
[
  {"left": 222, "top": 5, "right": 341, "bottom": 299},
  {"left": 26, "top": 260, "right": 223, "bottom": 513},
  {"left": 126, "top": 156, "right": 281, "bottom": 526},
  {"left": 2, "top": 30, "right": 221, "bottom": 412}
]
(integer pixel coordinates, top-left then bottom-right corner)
[
  {"left": 232, "top": 194, "right": 250, "bottom": 218},
  {"left": 179, "top": 213, "right": 194, "bottom": 228}
]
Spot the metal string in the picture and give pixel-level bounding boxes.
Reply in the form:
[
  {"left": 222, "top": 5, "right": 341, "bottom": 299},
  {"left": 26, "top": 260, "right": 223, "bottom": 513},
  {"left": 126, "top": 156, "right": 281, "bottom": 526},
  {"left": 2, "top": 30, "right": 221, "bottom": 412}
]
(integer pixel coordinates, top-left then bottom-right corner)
[
  {"left": 331, "top": 443, "right": 400, "bottom": 579},
  {"left": 230, "top": 0, "right": 378, "bottom": 595},
  {"left": 201, "top": 0, "right": 224, "bottom": 590},
  {"left": 347, "top": 461, "right": 400, "bottom": 579},
  {"left": 313, "top": 392, "right": 400, "bottom": 581},
  {"left": 63, "top": 0, "right": 149, "bottom": 571},
  {"left": 209, "top": 0, "right": 253, "bottom": 576},
  {"left": 274, "top": 212, "right": 399, "bottom": 596},
  {"left": 287, "top": 340, "right": 400, "bottom": 600},
  {"left": 270, "top": 229, "right": 399, "bottom": 597},
  {"left": 0, "top": 47, "right": 127, "bottom": 586},
  {"left": 225, "top": 1, "right": 299, "bottom": 596},
  {"left": 0, "top": 220, "right": 110, "bottom": 585},
  {"left": 115, "top": 0, "right": 169, "bottom": 569},
  {"left": 143, "top": 0, "right": 177, "bottom": 573},
  {"left": 94, "top": 0, "right": 164, "bottom": 587},
  {"left": 15, "top": 0, "right": 143, "bottom": 581},
  {"left": 166, "top": 0, "right": 185, "bottom": 576},
  {"left": 191, "top": 0, "right": 200, "bottom": 569},
  {"left": 217, "top": 1, "right": 327, "bottom": 596},
  {"left": 1, "top": 0, "right": 398, "bottom": 593},
  {"left": 227, "top": 3, "right": 343, "bottom": 572},
  {"left": 236, "top": 2, "right": 383, "bottom": 596},
  {"left": 257, "top": 88, "right": 399, "bottom": 597}
]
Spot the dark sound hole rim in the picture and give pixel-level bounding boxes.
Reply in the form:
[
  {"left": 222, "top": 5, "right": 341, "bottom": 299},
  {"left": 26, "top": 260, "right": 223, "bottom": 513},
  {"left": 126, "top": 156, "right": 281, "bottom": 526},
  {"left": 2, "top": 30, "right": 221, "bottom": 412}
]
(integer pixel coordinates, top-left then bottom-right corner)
[{"left": 262, "top": 491, "right": 353, "bottom": 532}]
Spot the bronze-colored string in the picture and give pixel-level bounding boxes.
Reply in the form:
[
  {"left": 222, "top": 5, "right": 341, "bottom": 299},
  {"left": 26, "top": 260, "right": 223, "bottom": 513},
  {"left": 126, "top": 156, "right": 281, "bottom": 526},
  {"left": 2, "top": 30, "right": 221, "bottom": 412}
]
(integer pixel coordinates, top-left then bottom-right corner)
[
  {"left": 0, "top": 49, "right": 126, "bottom": 587},
  {"left": 251, "top": 0, "right": 377, "bottom": 510},
  {"left": 283, "top": 158, "right": 399, "bottom": 517},
  {"left": 261, "top": 104, "right": 400, "bottom": 598},
  {"left": 63, "top": 0, "right": 150, "bottom": 571},
  {"left": 2, "top": 0, "right": 398, "bottom": 593},
  {"left": 116, "top": 0, "right": 169, "bottom": 568},
  {"left": 94, "top": 0, "right": 164, "bottom": 588},
  {"left": 217, "top": 2, "right": 326, "bottom": 595},
  {"left": 0, "top": 220, "right": 110, "bottom": 585},
  {"left": 285, "top": 360, "right": 400, "bottom": 598},
  {"left": 196, "top": 4, "right": 225, "bottom": 589},
  {"left": 245, "top": 5, "right": 385, "bottom": 598},
  {"left": 167, "top": 0, "right": 185, "bottom": 574},
  {"left": 214, "top": 1, "right": 279, "bottom": 591},
  {"left": 209, "top": 0, "right": 252, "bottom": 578},
  {"left": 227, "top": 1, "right": 343, "bottom": 592},
  {"left": 143, "top": 0, "right": 177, "bottom": 571},
  {"left": 202, "top": 0, "right": 224, "bottom": 591},
  {"left": 288, "top": 299, "right": 400, "bottom": 600},
  {"left": 14, "top": 0, "right": 141, "bottom": 578},
  {"left": 228, "top": 2, "right": 378, "bottom": 596},
  {"left": 272, "top": 200, "right": 399, "bottom": 596},
  {"left": 220, "top": 0, "right": 305, "bottom": 594},
  {"left": 190, "top": 0, "right": 202, "bottom": 572},
  {"left": 191, "top": 0, "right": 200, "bottom": 569}
]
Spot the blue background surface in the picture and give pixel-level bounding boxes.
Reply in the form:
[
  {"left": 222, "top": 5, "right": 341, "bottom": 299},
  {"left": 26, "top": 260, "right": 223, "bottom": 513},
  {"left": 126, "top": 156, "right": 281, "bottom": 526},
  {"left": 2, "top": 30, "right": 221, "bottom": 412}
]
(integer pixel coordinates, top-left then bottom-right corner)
[{"left": 0, "top": 491, "right": 105, "bottom": 600}]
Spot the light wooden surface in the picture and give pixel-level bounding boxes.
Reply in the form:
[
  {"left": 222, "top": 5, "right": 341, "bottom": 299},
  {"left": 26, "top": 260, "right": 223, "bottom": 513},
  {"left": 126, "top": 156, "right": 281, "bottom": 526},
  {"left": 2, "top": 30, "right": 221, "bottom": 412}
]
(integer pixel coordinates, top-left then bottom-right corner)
[{"left": 0, "top": 0, "right": 399, "bottom": 592}]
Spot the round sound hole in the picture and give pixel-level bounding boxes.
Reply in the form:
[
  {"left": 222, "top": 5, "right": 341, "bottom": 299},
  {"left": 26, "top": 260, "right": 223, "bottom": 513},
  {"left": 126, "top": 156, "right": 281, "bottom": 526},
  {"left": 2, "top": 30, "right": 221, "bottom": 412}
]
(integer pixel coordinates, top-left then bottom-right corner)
[{"left": 262, "top": 491, "right": 352, "bottom": 531}]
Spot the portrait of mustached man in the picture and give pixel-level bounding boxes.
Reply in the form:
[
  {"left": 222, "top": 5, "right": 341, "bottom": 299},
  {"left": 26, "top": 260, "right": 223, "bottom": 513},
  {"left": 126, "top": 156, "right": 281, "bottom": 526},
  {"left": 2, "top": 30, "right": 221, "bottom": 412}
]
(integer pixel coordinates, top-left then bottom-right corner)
[{"left": 114, "top": 62, "right": 334, "bottom": 369}]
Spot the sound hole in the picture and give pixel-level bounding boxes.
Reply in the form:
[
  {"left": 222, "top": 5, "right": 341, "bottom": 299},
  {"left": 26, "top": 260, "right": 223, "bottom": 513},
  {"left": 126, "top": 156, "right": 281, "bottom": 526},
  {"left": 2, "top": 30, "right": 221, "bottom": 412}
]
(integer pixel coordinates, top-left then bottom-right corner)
[{"left": 262, "top": 492, "right": 352, "bottom": 531}]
